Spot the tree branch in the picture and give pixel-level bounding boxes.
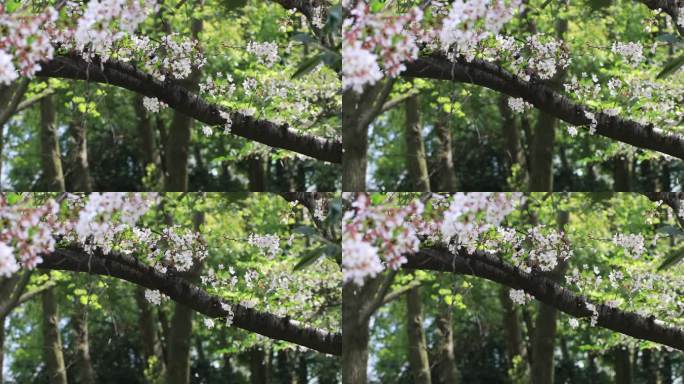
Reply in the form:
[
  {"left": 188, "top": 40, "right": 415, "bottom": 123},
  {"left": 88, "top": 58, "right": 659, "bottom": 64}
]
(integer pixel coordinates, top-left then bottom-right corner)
[
  {"left": 638, "top": 0, "right": 684, "bottom": 36},
  {"left": 403, "top": 246, "right": 684, "bottom": 351},
  {"left": 38, "top": 246, "right": 342, "bottom": 355},
  {"left": 36, "top": 54, "right": 342, "bottom": 163},
  {"left": 403, "top": 54, "right": 684, "bottom": 160}
]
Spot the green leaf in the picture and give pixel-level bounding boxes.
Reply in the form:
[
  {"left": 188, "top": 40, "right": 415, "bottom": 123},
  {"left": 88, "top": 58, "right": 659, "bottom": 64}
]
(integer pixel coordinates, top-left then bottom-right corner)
[
  {"left": 293, "top": 246, "right": 326, "bottom": 270},
  {"left": 656, "top": 225, "right": 684, "bottom": 237},
  {"left": 657, "top": 54, "right": 684, "bottom": 79},
  {"left": 292, "top": 54, "right": 325, "bottom": 79},
  {"left": 658, "top": 249, "right": 684, "bottom": 270}
]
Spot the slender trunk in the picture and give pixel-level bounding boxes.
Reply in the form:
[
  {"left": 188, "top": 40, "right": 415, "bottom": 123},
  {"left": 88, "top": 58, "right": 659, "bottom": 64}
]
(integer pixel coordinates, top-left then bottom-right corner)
[
  {"left": 250, "top": 347, "right": 268, "bottom": 384},
  {"left": 248, "top": 154, "right": 269, "bottom": 191},
  {"left": 134, "top": 94, "right": 161, "bottom": 168},
  {"left": 72, "top": 302, "right": 96, "bottom": 384},
  {"left": 499, "top": 95, "right": 528, "bottom": 186},
  {"left": 166, "top": 211, "right": 205, "bottom": 384},
  {"left": 342, "top": 282, "right": 370, "bottom": 384},
  {"left": 342, "top": 90, "right": 368, "bottom": 191},
  {"left": 135, "top": 286, "right": 166, "bottom": 381},
  {"left": 642, "top": 349, "right": 657, "bottom": 384},
  {"left": 435, "top": 303, "right": 459, "bottom": 384},
  {"left": 42, "top": 286, "right": 67, "bottom": 384},
  {"left": 434, "top": 120, "right": 458, "bottom": 191},
  {"left": 613, "top": 155, "right": 632, "bottom": 191},
  {"left": 40, "top": 94, "right": 65, "bottom": 192},
  {"left": 296, "top": 353, "right": 308, "bottom": 384},
  {"left": 405, "top": 95, "right": 430, "bottom": 191},
  {"left": 164, "top": 17, "right": 203, "bottom": 192},
  {"left": 276, "top": 350, "right": 296, "bottom": 384},
  {"left": 68, "top": 123, "right": 93, "bottom": 192},
  {"left": 613, "top": 346, "right": 632, "bottom": 384},
  {"left": 406, "top": 285, "right": 431, "bottom": 384},
  {"left": 661, "top": 351, "right": 673, "bottom": 384},
  {"left": 528, "top": 111, "right": 556, "bottom": 192},
  {"left": 531, "top": 211, "right": 569, "bottom": 384},
  {"left": 500, "top": 286, "right": 529, "bottom": 381},
  {"left": 223, "top": 354, "right": 234, "bottom": 382}
]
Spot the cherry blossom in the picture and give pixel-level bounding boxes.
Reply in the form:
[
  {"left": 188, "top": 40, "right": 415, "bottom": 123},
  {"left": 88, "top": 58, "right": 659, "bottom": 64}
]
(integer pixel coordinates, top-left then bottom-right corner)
[
  {"left": 509, "top": 289, "right": 532, "bottom": 305},
  {"left": 0, "top": 242, "right": 19, "bottom": 278},
  {"left": 507, "top": 97, "right": 533, "bottom": 114}
]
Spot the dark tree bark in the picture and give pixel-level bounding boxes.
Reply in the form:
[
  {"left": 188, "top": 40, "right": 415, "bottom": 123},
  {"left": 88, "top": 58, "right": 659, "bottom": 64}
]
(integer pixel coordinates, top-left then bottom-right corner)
[
  {"left": 249, "top": 154, "right": 269, "bottom": 192},
  {"left": 641, "top": 349, "right": 657, "bottom": 384},
  {"left": 342, "top": 282, "right": 371, "bottom": 384},
  {"left": 500, "top": 286, "right": 528, "bottom": 379},
  {"left": 406, "top": 285, "right": 431, "bottom": 384},
  {"left": 72, "top": 302, "right": 96, "bottom": 384},
  {"left": 613, "top": 155, "right": 633, "bottom": 191},
  {"left": 135, "top": 286, "right": 166, "bottom": 382},
  {"left": 433, "top": 119, "right": 458, "bottom": 191},
  {"left": 403, "top": 247, "right": 684, "bottom": 351},
  {"left": 613, "top": 346, "right": 632, "bottom": 384},
  {"left": 529, "top": 112, "right": 556, "bottom": 192},
  {"left": 68, "top": 123, "right": 93, "bottom": 192},
  {"left": 40, "top": 94, "right": 65, "bottom": 192},
  {"left": 499, "top": 94, "right": 528, "bottom": 186},
  {"left": 435, "top": 302, "right": 459, "bottom": 384},
  {"left": 276, "top": 349, "right": 296, "bottom": 384},
  {"left": 250, "top": 347, "right": 269, "bottom": 384},
  {"left": 39, "top": 247, "right": 340, "bottom": 354},
  {"left": 296, "top": 352, "right": 308, "bottom": 384},
  {"left": 405, "top": 94, "right": 430, "bottom": 192},
  {"left": 0, "top": 316, "right": 4, "bottom": 384},
  {"left": 42, "top": 286, "right": 68, "bottom": 384}
]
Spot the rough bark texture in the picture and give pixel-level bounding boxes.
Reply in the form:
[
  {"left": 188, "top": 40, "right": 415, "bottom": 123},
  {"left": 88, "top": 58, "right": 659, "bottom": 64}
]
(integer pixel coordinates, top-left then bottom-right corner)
[
  {"left": 406, "top": 285, "right": 432, "bottom": 384},
  {"left": 342, "top": 280, "right": 373, "bottom": 384},
  {"left": 42, "top": 286, "right": 68, "bottom": 384},
  {"left": 72, "top": 302, "right": 96, "bottom": 384},
  {"left": 40, "top": 94, "right": 65, "bottom": 192},
  {"left": 613, "top": 346, "right": 632, "bottom": 384},
  {"left": 613, "top": 155, "right": 632, "bottom": 192},
  {"left": 435, "top": 303, "right": 459, "bottom": 384},
  {"left": 529, "top": 112, "right": 556, "bottom": 192},
  {"left": 403, "top": 55, "right": 684, "bottom": 160},
  {"left": 403, "top": 247, "right": 684, "bottom": 351},
  {"left": 68, "top": 123, "right": 93, "bottom": 192},
  {"left": 135, "top": 286, "right": 166, "bottom": 382},
  {"left": 37, "top": 55, "right": 341, "bottom": 163},
  {"left": 404, "top": 94, "right": 430, "bottom": 192},
  {"left": 434, "top": 119, "right": 458, "bottom": 191},
  {"left": 249, "top": 154, "right": 269, "bottom": 192},
  {"left": 38, "top": 246, "right": 340, "bottom": 355}
]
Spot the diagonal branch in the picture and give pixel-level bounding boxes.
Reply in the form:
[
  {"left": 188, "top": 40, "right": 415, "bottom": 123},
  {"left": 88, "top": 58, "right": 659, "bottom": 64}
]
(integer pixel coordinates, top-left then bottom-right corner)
[
  {"left": 38, "top": 246, "right": 342, "bottom": 355},
  {"left": 403, "top": 54, "right": 684, "bottom": 160},
  {"left": 36, "top": 54, "right": 342, "bottom": 163},
  {"left": 403, "top": 246, "right": 684, "bottom": 351}
]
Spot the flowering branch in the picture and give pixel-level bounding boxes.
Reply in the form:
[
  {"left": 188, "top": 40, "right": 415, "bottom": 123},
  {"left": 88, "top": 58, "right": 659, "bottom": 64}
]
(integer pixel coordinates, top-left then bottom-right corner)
[
  {"left": 38, "top": 245, "right": 342, "bottom": 355},
  {"left": 36, "top": 54, "right": 342, "bottom": 163},
  {"left": 403, "top": 54, "right": 684, "bottom": 160},
  {"left": 404, "top": 247, "right": 684, "bottom": 351}
]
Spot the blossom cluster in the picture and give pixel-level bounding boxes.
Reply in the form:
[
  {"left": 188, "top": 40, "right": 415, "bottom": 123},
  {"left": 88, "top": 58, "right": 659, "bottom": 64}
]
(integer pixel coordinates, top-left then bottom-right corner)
[
  {"left": 507, "top": 97, "right": 533, "bottom": 113},
  {"left": 509, "top": 289, "right": 532, "bottom": 305},
  {"left": 0, "top": 5, "right": 58, "bottom": 85},
  {"left": 612, "top": 233, "right": 645, "bottom": 259},
  {"left": 247, "top": 233, "right": 281, "bottom": 259},
  {"left": 611, "top": 41, "right": 644, "bottom": 67},
  {"left": 246, "top": 41, "right": 279, "bottom": 68},
  {"left": 142, "top": 97, "right": 168, "bottom": 114}
]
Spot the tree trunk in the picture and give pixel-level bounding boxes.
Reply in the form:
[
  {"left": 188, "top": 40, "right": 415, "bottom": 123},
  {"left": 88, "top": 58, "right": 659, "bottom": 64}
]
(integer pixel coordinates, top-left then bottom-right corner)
[
  {"left": 72, "top": 302, "right": 96, "bottom": 384},
  {"left": 164, "top": 18, "right": 203, "bottom": 193},
  {"left": 250, "top": 347, "right": 268, "bottom": 384},
  {"left": 166, "top": 211, "right": 205, "bottom": 384},
  {"left": 135, "top": 286, "right": 166, "bottom": 382},
  {"left": 434, "top": 120, "right": 458, "bottom": 191},
  {"left": 296, "top": 352, "right": 308, "bottom": 384},
  {"left": 613, "top": 346, "right": 632, "bottom": 384},
  {"left": 406, "top": 285, "right": 431, "bottom": 384},
  {"left": 531, "top": 211, "right": 569, "bottom": 384},
  {"left": 134, "top": 94, "right": 161, "bottom": 169},
  {"left": 500, "top": 286, "right": 529, "bottom": 381},
  {"left": 342, "top": 90, "right": 369, "bottom": 191},
  {"left": 276, "top": 350, "right": 296, "bottom": 384},
  {"left": 499, "top": 95, "right": 528, "bottom": 186},
  {"left": 613, "top": 155, "right": 632, "bottom": 191},
  {"left": 642, "top": 349, "right": 657, "bottom": 384},
  {"left": 342, "top": 282, "right": 370, "bottom": 384},
  {"left": 435, "top": 303, "right": 459, "bottom": 384},
  {"left": 405, "top": 94, "right": 430, "bottom": 192},
  {"left": 661, "top": 351, "right": 673, "bottom": 384},
  {"left": 68, "top": 123, "right": 93, "bottom": 192},
  {"left": 248, "top": 154, "right": 269, "bottom": 191},
  {"left": 528, "top": 111, "right": 556, "bottom": 192},
  {"left": 42, "top": 286, "right": 67, "bottom": 384},
  {"left": 40, "top": 94, "right": 65, "bottom": 192}
]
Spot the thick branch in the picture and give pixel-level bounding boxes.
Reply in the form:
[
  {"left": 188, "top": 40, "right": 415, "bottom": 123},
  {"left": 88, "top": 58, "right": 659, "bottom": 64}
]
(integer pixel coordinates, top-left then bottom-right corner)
[
  {"left": 403, "top": 247, "right": 684, "bottom": 351},
  {"left": 403, "top": 55, "right": 684, "bottom": 160},
  {"left": 36, "top": 54, "right": 341, "bottom": 163},
  {"left": 639, "top": 0, "right": 684, "bottom": 36},
  {"left": 38, "top": 246, "right": 341, "bottom": 355}
]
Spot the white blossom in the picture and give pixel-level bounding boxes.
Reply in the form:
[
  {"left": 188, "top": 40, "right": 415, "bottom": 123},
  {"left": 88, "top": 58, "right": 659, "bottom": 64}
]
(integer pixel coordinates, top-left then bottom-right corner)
[
  {"left": 509, "top": 289, "right": 532, "bottom": 305},
  {"left": 203, "top": 318, "right": 215, "bottom": 329},
  {"left": 507, "top": 97, "right": 532, "bottom": 113},
  {"left": 611, "top": 41, "right": 644, "bottom": 66},
  {"left": 568, "top": 318, "right": 579, "bottom": 328},
  {"left": 0, "top": 242, "right": 19, "bottom": 278},
  {"left": 342, "top": 232, "right": 384, "bottom": 285},
  {"left": 342, "top": 42, "right": 383, "bottom": 93},
  {"left": 144, "top": 289, "right": 163, "bottom": 305},
  {"left": 142, "top": 97, "right": 167, "bottom": 113}
]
